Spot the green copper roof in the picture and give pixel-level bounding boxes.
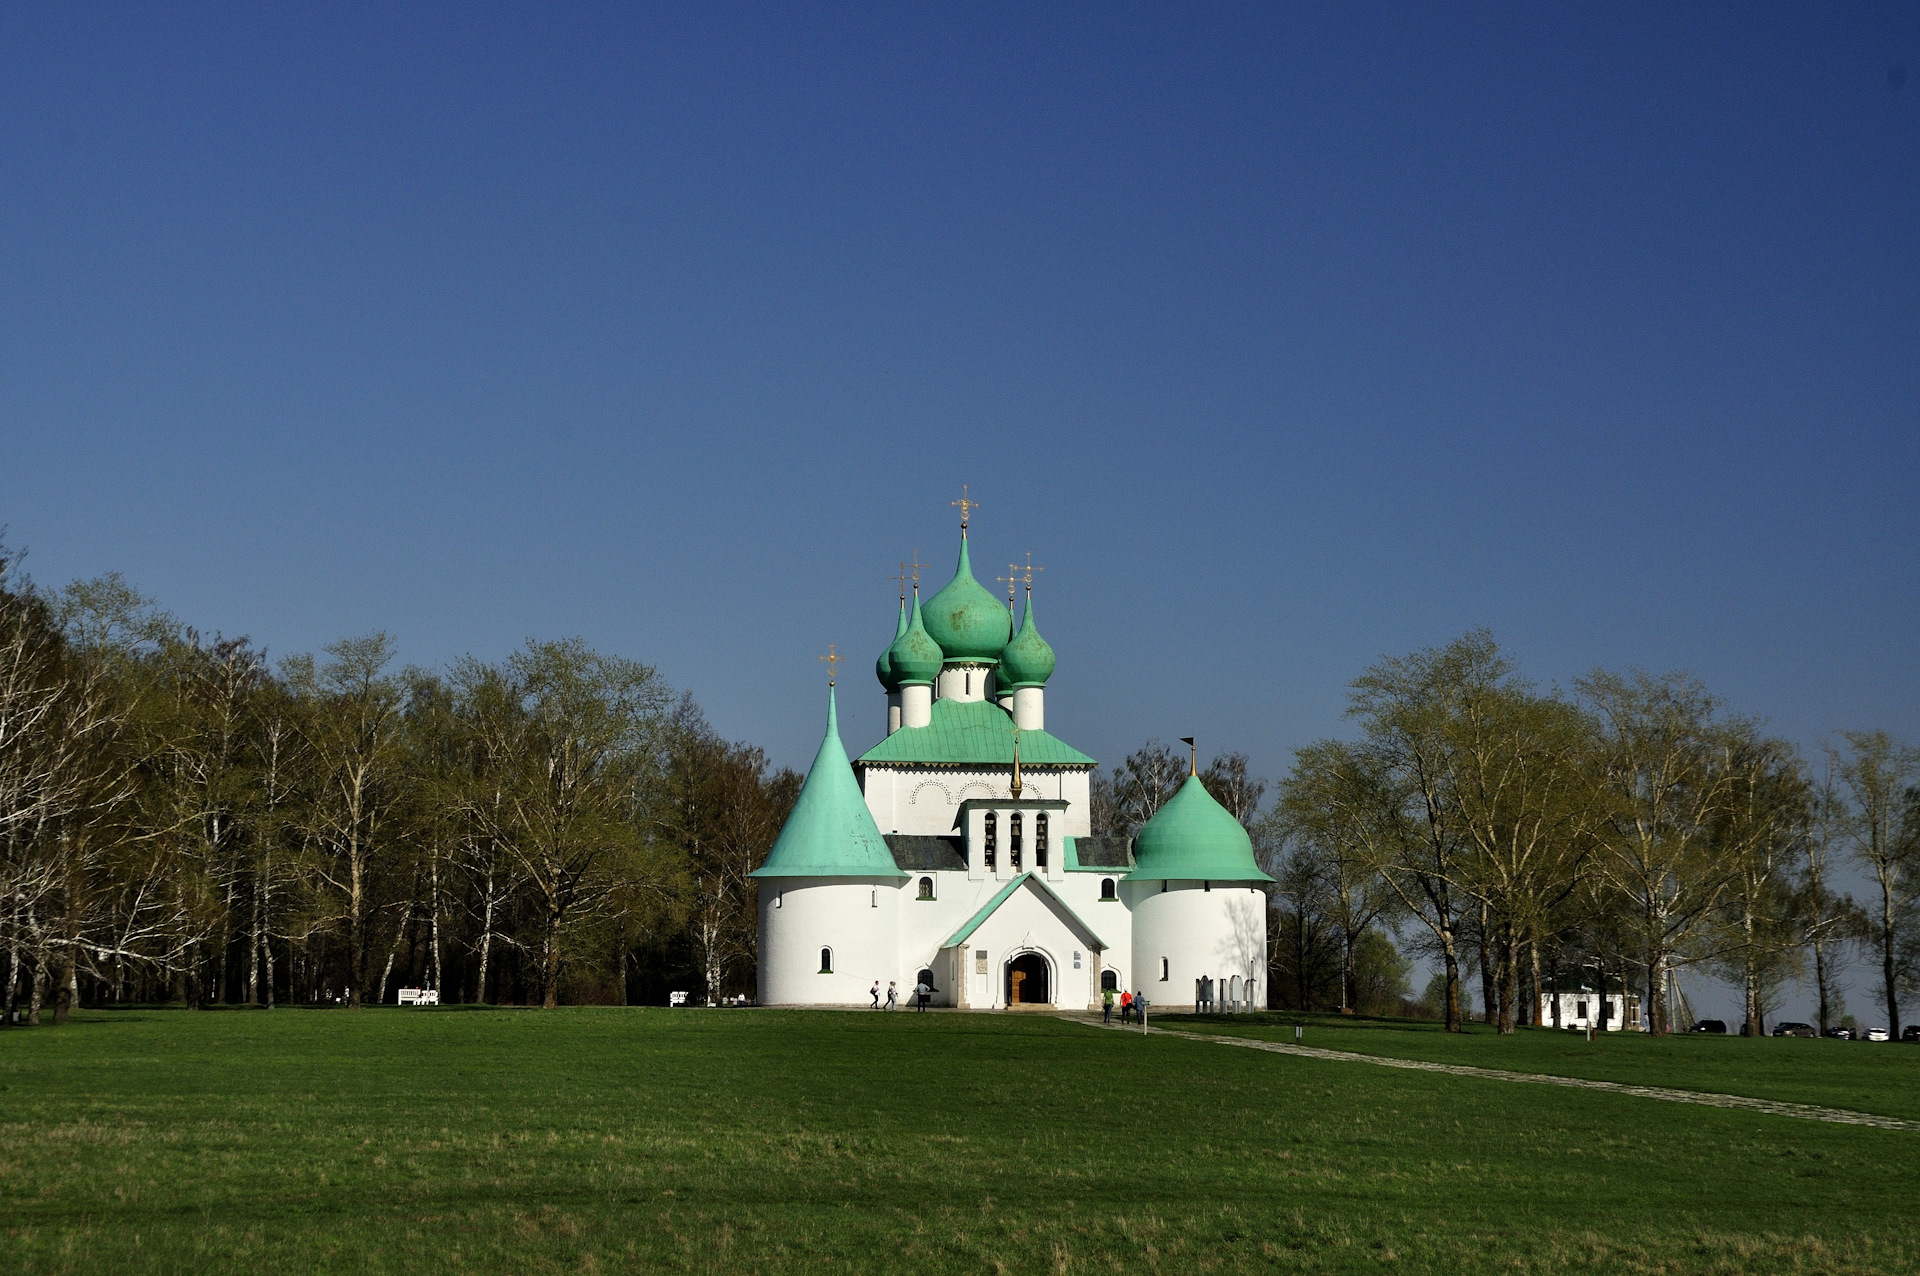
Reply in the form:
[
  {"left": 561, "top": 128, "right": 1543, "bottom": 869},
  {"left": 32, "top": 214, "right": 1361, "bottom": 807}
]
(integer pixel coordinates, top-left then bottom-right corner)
[
  {"left": 874, "top": 599, "right": 908, "bottom": 692},
  {"left": 885, "top": 595, "right": 944, "bottom": 687},
  {"left": 752, "top": 688, "right": 908, "bottom": 879},
  {"left": 1123, "top": 773, "right": 1274, "bottom": 883},
  {"left": 996, "top": 594, "right": 1056, "bottom": 689},
  {"left": 922, "top": 537, "right": 1011, "bottom": 664},
  {"left": 940, "top": 872, "right": 1107, "bottom": 950},
  {"left": 856, "top": 697, "right": 1096, "bottom": 767}
]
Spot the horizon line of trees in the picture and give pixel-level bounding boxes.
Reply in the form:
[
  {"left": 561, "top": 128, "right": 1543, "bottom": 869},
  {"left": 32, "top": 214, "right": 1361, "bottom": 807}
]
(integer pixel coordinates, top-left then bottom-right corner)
[
  {"left": 1, "top": 544, "right": 797, "bottom": 1026},
  {"left": 1094, "top": 630, "right": 1918, "bottom": 1037}
]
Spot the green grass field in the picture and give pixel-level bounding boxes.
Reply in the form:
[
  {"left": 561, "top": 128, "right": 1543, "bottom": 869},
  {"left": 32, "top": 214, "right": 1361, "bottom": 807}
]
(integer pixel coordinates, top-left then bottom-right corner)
[
  {"left": 1167, "top": 1011, "right": 1920, "bottom": 1122},
  {"left": 5, "top": 1008, "right": 1918, "bottom": 1274}
]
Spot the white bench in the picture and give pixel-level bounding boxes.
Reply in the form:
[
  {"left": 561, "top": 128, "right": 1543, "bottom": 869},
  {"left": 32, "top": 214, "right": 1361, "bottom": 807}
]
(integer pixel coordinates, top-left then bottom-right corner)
[
  {"left": 669, "top": 991, "right": 690, "bottom": 1007},
  {"left": 397, "top": 988, "right": 439, "bottom": 1006}
]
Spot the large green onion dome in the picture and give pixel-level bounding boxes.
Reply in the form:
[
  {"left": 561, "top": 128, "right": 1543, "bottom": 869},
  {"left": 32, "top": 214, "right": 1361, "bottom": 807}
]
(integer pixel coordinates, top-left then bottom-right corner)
[
  {"left": 885, "top": 596, "right": 944, "bottom": 687},
  {"left": 996, "top": 594, "right": 1056, "bottom": 689},
  {"left": 922, "top": 537, "right": 1011, "bottom": 664},
  {"left": 875, "top": 599, "right": 908, "bottom": 691},
  {"left": 1124, "top": 773, "right": 1275, "bottom": 883}
]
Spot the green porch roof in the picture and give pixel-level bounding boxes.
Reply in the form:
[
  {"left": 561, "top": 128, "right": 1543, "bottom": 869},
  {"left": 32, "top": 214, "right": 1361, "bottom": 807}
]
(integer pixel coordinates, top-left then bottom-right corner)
[
  {"left": 940, "top": 872, "right": 1107, "bottom": 950},
  {"left": 855, "top": 698, "right": 1096, "bottom": 768}
]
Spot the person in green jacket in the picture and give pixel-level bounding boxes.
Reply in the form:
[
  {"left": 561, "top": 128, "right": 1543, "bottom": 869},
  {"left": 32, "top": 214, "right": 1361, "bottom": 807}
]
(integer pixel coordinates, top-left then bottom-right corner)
[{"left": 1102, "top": 985, "right": 1115, "bottom": 1024}]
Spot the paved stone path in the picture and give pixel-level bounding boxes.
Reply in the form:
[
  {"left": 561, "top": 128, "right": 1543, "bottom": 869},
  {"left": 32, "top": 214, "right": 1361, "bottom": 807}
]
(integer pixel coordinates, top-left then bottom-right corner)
[{"left": 1065, "top": 1016, "right": 1920, "bottom": 1133}]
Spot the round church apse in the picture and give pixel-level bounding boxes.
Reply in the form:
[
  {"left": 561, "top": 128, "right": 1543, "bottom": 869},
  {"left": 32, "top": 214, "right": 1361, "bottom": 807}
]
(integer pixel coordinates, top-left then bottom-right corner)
[{"left": 1004, "top": 952, "right": 1050, "bottom": 1006}]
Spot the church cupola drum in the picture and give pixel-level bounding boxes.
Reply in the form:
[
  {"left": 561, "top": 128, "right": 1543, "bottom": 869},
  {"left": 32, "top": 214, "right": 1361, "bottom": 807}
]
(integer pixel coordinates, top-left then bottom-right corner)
[{"left": 753, "top": 494, "right": 1268, "bottom": 1013}]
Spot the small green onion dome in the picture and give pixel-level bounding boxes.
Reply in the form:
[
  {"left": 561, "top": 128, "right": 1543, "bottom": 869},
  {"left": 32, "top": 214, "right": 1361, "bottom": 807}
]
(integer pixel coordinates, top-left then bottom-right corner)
[
  {"left": 875, "top": 599, "right": 908, "bottom": 691},
  {"left": 1124, "top": 773, "right": 1276, "bottom": 883},
  {"left": 996, "top": 595, "right": 1055, "bottom": 689},
  {"left": 886, "top": 595, "right": 944, "bottom": 687},
  {"left": 922, "top": 537, "right": 1011, "bottom": 663}
]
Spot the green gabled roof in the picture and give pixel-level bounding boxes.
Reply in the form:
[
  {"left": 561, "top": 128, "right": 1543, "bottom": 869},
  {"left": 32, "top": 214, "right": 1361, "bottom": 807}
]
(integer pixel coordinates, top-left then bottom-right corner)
[
  {"left": 1122, "top": 772, "right": 1275, "bottom": 883},
  {"left": 855, "top": 697, "right": 1096, "bottom": 768},
  {"left": 752, "top": 688, "right": 908, "bottom": 879},
  {"left": 940, "top": 873, "right": 1107, "bottom": 950}
]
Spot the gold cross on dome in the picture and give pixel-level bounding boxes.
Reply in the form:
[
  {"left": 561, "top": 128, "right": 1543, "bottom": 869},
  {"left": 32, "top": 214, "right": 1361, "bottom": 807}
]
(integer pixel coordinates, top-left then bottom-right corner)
[
  {"left": 1021, "top": 552, "right": 1045, "bottom": 595},
  {"left": 819, "top": 645, "right": 844, "bottom": 687},
  {"left": 889, "top": 563, "right": 910, "bottom": 604},
  {"left": 905, "top": 549, "right": 927, "bottom": 593},
  {"left": 997, "top": 564, "right": 1019, "bottom": 608},
  {"left": 950, "top": 485, "right": 980, "bottom": 534}
]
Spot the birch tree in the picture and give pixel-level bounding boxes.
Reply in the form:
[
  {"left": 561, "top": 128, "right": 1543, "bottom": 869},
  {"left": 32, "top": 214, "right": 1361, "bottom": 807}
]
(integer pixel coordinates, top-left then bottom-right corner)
[{"left": 1830, "top": 731, "right": 1920, "bottom": 1038}]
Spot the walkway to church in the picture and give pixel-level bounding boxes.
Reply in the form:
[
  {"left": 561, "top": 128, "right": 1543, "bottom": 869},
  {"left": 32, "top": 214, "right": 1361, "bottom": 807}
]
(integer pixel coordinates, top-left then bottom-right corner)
[{"left": 1062, "top": 1015, "right": 1920, "bottom": 1134}]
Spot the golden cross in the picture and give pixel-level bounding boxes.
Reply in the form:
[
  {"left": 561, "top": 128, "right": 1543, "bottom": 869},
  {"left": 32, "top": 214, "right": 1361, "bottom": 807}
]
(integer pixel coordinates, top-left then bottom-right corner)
[
  {"left": 905, "top": 549, "right": 928, "bottom": 594},
  {"left": 1021, "top": 552, "right": 1045, "bottom": 596},
  {"left": 888, "top": 563, "right": 910, "bottom": 604},
  {"left": 819, "top": 645, "right": 844, "bottom": 687},
  {"left": 997, "top": 564, "right": 1019, "bottom": 608},
  {"left": 950, "top": 485, "right": 980, "bottom": 534}
]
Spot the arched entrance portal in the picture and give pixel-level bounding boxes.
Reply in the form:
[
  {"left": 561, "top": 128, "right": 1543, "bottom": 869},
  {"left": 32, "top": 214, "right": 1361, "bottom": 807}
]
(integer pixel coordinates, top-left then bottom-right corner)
[{"left": 1005, "top": 953, "right": 1051, "bottom": 1006}]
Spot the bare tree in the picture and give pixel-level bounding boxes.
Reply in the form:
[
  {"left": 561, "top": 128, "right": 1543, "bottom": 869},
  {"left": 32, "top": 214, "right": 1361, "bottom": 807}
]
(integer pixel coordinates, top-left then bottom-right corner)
[{"left": 1829, "top": 731, "right": 1920, "bottom": 1038}]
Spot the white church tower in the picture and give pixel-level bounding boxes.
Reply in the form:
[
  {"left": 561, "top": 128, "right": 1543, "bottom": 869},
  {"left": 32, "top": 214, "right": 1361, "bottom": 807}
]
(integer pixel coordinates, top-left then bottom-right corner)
[{"left": 754, "top": 501, "right": 1271, "bottom": 1010}]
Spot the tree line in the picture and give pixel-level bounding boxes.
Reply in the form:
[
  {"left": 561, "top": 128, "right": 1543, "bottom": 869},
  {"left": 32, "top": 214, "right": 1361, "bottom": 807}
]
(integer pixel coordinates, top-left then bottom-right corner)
[
  {"left": 1095, "top": 631, "right": 1920, "bottom": 1037},
  {"left": 1, "top": 547, "right": 796, "bottom": 1025}
]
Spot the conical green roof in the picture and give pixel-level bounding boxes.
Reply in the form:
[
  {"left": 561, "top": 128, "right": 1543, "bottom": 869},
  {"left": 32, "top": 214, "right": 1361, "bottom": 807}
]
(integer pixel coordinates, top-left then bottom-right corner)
[
  {"left": 922, "top": 537, "right": 1011, "bottom": 663},
  {"left": 875, "top": 599, "right": 908, "bottom": 691},
  {"left": 752, "top": 689, "right": 906, "bottom": 879},
  {"left": 1124, "top": 773, "right": 1274, "bottom": 883},
  {"left": 997, "top": 594, "right": 1056, "bottom": 689}
]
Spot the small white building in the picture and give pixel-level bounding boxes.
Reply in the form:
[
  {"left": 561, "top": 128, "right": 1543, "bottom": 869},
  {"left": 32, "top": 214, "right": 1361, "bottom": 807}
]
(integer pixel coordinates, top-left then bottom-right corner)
[
  {"left": 1541, "top": 989, "right": 1644, "bottom": 1032},
  {"left": 753, "top": 524, "right": 1272, "bottom": 1011}
]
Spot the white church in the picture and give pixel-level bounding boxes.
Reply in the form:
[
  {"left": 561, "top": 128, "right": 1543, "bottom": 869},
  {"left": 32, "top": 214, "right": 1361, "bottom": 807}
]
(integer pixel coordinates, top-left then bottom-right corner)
[{"left": 753, "top": 510, "right": 1271, "bottom": 1011}]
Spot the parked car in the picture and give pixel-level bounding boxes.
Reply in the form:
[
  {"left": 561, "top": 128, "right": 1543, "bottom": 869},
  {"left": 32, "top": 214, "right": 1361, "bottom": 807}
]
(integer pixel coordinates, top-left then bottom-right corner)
[
  {"left": 1903, "top": 1025, "right": 1920, "bottom": 1043},
  {"left": 1688, "top": 1019, "right": 1728, "bottom": 1034},
  {"left": 1823, "top": 1026, "right": 1853, "bottom": 1040},
  {"left": 1772, "top": 1022, "right": 1817, "bottom": 1038},
  {"left": 1865, "top": 1027, "right": 1890, "bottom": 1042}
]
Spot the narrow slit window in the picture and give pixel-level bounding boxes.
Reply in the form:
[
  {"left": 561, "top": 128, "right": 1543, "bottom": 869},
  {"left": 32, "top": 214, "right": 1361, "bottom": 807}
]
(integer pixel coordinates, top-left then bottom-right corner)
[
  {"left": 1160, "top": 957, "right": 1169, "bottom": 981},
  {"left": 820, "top": 948, "right": 834, "bottom": 974}
]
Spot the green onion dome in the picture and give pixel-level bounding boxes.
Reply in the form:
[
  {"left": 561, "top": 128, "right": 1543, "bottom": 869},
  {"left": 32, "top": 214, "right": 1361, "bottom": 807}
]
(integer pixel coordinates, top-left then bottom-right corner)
[
  {"left": 875, "top": 600, "right": 908, "bottom": 691},
  {"left": 922, "top": 537, "right": 1012, "bottom": 663},
  {"left": 1124, "top": 773, "right": 1276, "bottom": 883},
  {"left": 885, "top": 596, "right": 944, "bottom": 687},
  {"left": 996, "top": 595, "right": 1055, "bottom": 689}
]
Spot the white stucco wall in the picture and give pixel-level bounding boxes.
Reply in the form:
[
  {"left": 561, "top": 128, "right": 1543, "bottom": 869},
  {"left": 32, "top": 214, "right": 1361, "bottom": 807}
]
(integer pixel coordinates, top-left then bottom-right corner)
[
  {"left": 757, "top": 878, "right": 904, "bottom": 1006},
  {"left": 1125, "top": 881, "right": 1268, "bottom": 1010},
  {"left": 1012, "top": 686, "right": 1044, "bottom": 730}
]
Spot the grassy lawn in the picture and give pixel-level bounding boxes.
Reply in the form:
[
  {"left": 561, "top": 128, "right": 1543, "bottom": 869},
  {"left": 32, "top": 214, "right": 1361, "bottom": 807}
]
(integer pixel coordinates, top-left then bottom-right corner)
[
  {"left": 2, "top": 1008, "right": 1917, "bottom": 1274},
  {"left": 1163, "top": 1011, "right": 1920, "bottom": 1123}
]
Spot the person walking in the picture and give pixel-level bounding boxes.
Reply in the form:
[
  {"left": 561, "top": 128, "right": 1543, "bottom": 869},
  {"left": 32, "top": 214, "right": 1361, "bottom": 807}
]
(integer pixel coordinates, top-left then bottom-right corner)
[
  {"left": 915, "top": 978, "right": 930, "bottom": 1011},
  {"left": 870, "top": 981, "right": 881, "bottom": 1010},
  {"left": 1119, "top": 990, "right": 1133, "bottom": 1024},
  {"left": 1135, "top": 991, "right": 1148, "bottom": 1026},
  {"left": 885, "top": 981, "right": 898, "bottom": 1011},
  {"left": 1102, "top": 985, "right": 1115, "bottom": 1024}
]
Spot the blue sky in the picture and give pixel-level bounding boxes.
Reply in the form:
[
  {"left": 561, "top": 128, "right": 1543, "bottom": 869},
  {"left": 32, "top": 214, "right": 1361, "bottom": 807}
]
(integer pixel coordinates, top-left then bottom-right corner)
[{"left": 4, "top": 4, "right": 1915, "bottom": 801}]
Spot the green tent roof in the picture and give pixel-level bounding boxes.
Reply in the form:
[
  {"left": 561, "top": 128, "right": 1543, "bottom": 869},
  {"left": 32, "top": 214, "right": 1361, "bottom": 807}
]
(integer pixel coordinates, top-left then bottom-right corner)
[
  {"left": 856, "top": 697, "right": 1096, "bottom": 768},
  {"left": 1123, "top": 773, "right": 1274, "bottom": 883},
  {"left": 752, "top": 688, "right": 907, "bottom": 879}
]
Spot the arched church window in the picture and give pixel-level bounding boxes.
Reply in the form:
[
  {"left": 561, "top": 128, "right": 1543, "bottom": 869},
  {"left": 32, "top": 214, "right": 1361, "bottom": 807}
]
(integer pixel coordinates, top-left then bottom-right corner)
[
  {"left": 819, "top": 948, "right": 833, "bottom": 974},
  {"left": 1010, "top": 813, "right": 1023, "bottom": 871},
  {"left": 1101, "top": 970, "right": 1118, "bottom": 992},
  {"left": 1035, "top": 814, "right": 1049, "bottom": 868},
  {"left": 1100, "top": 878, "right": 1116, "bottom": 900},
  {"left": 918, "top": 876, "right": 934, "bottom": 900},
  {"left": 1160, "top": 956, "right": 1169, "bottom": 981},
  {"left": 984, "top": 812, "right": 997, "bottom": 871},
  {"left": 917, "top": 968, "right": 935, "bottom": 992}
]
